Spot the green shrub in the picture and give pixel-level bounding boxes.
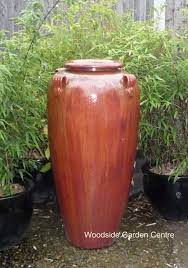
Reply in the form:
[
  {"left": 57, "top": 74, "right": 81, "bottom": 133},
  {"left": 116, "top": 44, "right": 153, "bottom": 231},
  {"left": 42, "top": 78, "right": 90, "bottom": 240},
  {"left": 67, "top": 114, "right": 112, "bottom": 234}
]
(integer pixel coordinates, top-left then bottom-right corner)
[{"left": 0, "top": 0, "right": 187, "bottom": 189}]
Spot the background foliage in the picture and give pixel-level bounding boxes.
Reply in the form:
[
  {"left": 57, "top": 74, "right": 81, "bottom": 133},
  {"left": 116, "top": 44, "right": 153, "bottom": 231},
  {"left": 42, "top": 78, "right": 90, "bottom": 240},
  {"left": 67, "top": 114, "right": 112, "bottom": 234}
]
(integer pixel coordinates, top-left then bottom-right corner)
[{"left": 0, "top": 0, "right": 187, "bottom": 188}]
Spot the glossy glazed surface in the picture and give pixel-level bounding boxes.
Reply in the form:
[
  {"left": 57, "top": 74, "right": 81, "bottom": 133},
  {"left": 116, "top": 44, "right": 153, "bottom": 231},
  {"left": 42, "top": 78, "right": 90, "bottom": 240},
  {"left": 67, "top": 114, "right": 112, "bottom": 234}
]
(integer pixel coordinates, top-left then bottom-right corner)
[{"left": 48, "top": 59, "right": 140, "bottom": 248}]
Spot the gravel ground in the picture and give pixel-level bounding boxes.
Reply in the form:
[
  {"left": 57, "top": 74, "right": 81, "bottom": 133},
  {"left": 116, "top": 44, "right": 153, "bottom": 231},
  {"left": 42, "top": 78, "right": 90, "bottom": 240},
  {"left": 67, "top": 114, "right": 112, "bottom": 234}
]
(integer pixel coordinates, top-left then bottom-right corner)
[{"left": 0, "top": 195, "right": 188, "bottom": 268}]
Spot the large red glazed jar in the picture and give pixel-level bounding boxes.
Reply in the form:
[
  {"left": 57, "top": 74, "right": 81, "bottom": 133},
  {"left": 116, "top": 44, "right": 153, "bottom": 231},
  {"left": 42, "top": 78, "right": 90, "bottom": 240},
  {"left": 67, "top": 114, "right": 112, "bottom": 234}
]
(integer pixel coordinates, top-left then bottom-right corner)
[{"left": 48, "top": 59, "right": 140, "bottom": 249}]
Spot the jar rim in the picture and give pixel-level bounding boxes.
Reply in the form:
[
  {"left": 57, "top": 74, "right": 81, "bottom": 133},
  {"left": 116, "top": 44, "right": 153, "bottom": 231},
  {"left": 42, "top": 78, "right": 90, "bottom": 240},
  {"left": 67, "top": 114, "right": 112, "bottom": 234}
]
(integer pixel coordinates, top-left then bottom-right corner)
[{"left": 64, "top": 59, "right": 123, "bottom": 72}]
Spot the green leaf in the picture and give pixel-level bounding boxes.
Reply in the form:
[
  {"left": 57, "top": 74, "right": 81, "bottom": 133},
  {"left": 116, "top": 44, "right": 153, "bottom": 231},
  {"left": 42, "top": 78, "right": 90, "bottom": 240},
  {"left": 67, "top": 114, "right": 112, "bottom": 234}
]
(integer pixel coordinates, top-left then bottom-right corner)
[
  {"left": 45, "top": 146, "right": 50, "bottom": 160},
  {"left": 40, "top": 162, "right": 52, "bottom": 173}
]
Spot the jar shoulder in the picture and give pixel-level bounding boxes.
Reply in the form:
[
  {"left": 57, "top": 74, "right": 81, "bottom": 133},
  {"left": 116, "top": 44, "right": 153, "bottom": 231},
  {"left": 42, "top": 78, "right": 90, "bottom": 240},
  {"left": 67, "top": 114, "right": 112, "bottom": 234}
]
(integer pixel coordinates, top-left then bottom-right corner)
[
  {"left": 48, "top": 70, "right": 140, "bottom": 99},
  {"left": 54, "top": 70, "right": 138, "bottom": 87}
]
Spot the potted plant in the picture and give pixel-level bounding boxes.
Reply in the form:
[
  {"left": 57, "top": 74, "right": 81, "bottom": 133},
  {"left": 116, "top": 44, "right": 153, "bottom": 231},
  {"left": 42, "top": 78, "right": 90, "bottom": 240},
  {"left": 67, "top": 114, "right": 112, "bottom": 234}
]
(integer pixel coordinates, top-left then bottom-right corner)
[
  {"left": 0, "top": 57, "right": 37, "bottom": 249},
  {"left": 140, "top": 24, "right": 188, "bottom": 220},
  {"left": 0, "top": 55, "right": 43, "bottom": 248},
  {"left": 0, "top": 2, "right": 48, "bottom": 250}
]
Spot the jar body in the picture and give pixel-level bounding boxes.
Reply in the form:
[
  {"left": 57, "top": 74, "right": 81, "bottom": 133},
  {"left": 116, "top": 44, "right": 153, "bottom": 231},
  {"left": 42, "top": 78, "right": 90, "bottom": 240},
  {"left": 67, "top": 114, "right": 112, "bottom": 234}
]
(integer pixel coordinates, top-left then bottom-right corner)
[{"left": 48, "top": 60, "right": 140, "bottom": 248}]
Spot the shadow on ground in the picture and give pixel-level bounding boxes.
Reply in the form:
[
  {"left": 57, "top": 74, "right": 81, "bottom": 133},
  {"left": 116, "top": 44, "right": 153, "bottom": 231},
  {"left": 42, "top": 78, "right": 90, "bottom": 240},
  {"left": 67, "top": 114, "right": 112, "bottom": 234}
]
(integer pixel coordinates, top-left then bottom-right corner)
[{"left": 0, "top": 196, "right": 188, "bottom": 268}]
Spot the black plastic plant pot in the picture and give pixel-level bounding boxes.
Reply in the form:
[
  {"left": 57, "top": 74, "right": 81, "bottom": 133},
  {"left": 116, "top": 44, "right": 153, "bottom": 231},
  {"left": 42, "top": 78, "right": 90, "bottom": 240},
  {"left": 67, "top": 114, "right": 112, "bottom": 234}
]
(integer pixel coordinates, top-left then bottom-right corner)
[
  {"left": 143, "top": 165, "right": 188, "bottom": 220},
  {"left": 0, "top": 179, "right": 33, "bottom": 251}
]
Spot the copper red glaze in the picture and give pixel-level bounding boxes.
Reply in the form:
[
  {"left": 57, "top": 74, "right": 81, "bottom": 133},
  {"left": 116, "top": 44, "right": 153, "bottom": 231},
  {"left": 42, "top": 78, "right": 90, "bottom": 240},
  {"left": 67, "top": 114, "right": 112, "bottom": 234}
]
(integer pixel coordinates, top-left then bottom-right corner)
[{"left": 48, "top": 59, "right": 140, "bottom": 249}]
